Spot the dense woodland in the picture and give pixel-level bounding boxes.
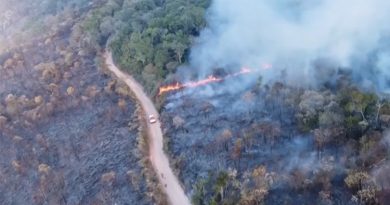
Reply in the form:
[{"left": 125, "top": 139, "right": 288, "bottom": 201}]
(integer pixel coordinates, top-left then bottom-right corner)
[{"left": 80, "top": 0, "right": 210, "bottom": 93}]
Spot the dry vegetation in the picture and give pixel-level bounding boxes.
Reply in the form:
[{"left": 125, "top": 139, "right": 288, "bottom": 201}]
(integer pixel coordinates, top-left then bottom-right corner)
[
  {"left": 159, "top": 77, "right": 390, "bottom": 205},
  {"left": 0, "top": 2, "right": 163, "bottom": 204}
]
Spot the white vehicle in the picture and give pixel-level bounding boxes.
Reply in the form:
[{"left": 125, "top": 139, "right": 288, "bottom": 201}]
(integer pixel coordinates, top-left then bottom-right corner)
[{"left": 149, "top": 114, "right": 157, "bottom": 124}]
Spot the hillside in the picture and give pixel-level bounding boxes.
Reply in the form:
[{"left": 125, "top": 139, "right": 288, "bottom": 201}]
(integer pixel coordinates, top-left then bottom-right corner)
[
  {"left": 160, "top": 77, "right": 390, "bottom": 205},
  {"left": 0, "top": 1, "right": 159, "bottom": 204},
  {"left": 1, "top": 0, "right": 390, "bottom": 205}
]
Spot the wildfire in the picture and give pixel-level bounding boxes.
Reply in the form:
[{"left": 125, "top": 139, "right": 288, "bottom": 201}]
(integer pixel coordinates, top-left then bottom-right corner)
[
  {"left": 158, "top": 64, "right": 272, "bottom": 96},
  {"left": 157, "top": 82, "right": 184, "bottom": 95},
  {"left": 185, "top": 75, "right": 223, "bottom": 88}
]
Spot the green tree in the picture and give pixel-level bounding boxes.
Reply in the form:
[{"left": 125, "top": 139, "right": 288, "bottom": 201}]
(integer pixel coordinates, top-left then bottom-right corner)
[
  {"left": 345, "top": 91, "right": 377, "bottom": 122},
  {"left": 163, "top": 31, "right": 189, "bottom": 64},
  {"left": 129, "top": 32, "right": 154, "bottom": 66},
  {"left": 192, "top": 179, "right": 207, "bottom": 205},
  {"left": 214, "top": 171, "right": 229, "bottom": 202}
]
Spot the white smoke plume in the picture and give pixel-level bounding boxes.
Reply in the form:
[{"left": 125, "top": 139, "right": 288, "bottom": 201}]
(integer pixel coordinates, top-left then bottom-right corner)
[{"left": 190, "top": 0, "right": 390, "bottom": 92}]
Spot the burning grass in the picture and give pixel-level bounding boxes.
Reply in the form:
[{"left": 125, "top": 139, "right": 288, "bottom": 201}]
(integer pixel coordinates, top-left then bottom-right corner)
[{"left": 158, "top": 64, "right": 271, "bottom": 96}]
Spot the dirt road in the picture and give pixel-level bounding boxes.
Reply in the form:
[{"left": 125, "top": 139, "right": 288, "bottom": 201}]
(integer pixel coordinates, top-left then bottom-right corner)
[{"left": 104, "top": 51, "right": 191, "bottom": 205}]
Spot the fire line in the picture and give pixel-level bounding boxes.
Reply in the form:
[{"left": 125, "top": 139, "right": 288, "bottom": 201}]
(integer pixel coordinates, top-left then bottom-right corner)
[{"left": 158, "top": 64, "right": 272, "bottom": 96}]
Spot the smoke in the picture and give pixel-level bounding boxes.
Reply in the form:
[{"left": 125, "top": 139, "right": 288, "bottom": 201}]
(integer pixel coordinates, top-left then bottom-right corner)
[{"left": 190, "top": 0, "right": 390, "bottom": 92}]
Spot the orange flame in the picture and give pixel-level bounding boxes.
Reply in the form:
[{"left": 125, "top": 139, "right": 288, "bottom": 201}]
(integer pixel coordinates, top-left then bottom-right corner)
[
  {"left": 158, "top": 64, "right": 272, "bottom": 95},
  {"left": 185, "top": 75, "right": 223, "bottom": 88},
  {"left": 157, "top": 82, "right": 184, "bottom": 95}
]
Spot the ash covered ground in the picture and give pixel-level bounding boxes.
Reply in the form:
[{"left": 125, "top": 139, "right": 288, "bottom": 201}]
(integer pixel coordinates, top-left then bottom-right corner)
[
  {"left": 160, "top": 76, "right": 390, "bottom": 205},
  {"left": 0, "top": 25, "right": 152, "bottom": 205}
]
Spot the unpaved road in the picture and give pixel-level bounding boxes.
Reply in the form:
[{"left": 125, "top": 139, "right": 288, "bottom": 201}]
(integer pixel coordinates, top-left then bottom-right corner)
[{"left": 104, "top": 51, "right": 191, "bottom": 205}]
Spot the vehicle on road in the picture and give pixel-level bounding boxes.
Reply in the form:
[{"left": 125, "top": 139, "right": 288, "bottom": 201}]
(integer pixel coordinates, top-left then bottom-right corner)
[{"left": 149, "top": 114, "right": 157, "bottom": 124}]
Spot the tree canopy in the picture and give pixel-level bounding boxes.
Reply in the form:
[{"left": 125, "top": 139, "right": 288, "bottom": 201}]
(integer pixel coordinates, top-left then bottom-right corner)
[{"left": 81, "top": 0, "right": 211, "bottom": 93}]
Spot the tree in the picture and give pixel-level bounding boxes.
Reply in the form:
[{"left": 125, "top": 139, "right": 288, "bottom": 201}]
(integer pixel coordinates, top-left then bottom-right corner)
[
  {"left": 162, "top": 31, "right": 189, "bottom": 64},
  {"left": 345, "top": 90, "right": 377, "bottom": 123},
  {"left": 296, "top": 90, "right": 325, "bottom": 131},
  {"left": 231, "top": 138, "right": 243, "bottom": 168},
  {"left": 239, "top": 166, "right": 270, "bottom": 205},
  {"left": 314, "top": 128, "right": 330, "bottom": 158},
  {"left": 345, "top": 171, "right": 370, "bottom": 191},
  {"left": 142, "top": 63, "right": 161, "bottom": 88},
  {"left": 217, "top": 129, "right": 233, "bottom": 152},
  {"left": 214, "top": 171, "right": 229, "bottom": 202},
  {"left": 254, "top": 122, "right": 281, "bottom": 150},
  {"left": 289, "top": 169, "right": 308, "bottom": 191},
  {"left": 133, "top": 0, "right": 156, "bottom": 11},
  {"left": 374, "top": 98, "right": 388, "bottom": 128},
  {"left": 192, "top": 179, "right": 207, "bottom": 205},
  {"left": 4, "top": 94, "right": 20, "bottom": 117},
  {"left": 357, "top": 187, "right": 379, "bottom": 204},
  {"left": 154, "top": 47, "right": 171, "bottom": 69},
  {"left": 242, "top": 91, "right": 255, "bottom": 115},
  {"left": 99, "top": 16, "right": 115, "bottom": 38},
  {"left": 345, "top": 170, "right": 379, "bottom": 204},
  {"left": 242, "top": 126, "right": 257, "bottom": 152},
  {"left": 129, "top": 32, "right": 154, "bottom": 66},
  {"left": 172, "top": 115, "right": 185, "bottom": 130},
  {"left": 319, "top": 101, "right": 344, "bottom": 128},
  {"left": 201, "top": 102, "right": 214, "bottom": 119}
]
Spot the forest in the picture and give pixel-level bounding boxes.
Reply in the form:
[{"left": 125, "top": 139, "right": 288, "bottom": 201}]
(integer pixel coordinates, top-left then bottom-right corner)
[{"left": 77, "top": 0, "right": 211, "bottom": 93}]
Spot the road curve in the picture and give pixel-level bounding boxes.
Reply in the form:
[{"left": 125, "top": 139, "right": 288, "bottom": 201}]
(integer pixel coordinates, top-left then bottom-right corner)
[{"left": 104, "top": 51, "right": 191, "bottom": 205}]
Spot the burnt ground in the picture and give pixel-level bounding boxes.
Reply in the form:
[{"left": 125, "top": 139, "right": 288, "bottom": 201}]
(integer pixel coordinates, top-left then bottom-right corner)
[
  {"left": 0, "top": 26, "right": 152, "bottom": 205},
  {"left": 159, "top": 79, "right": 363, "bottom": 205}
]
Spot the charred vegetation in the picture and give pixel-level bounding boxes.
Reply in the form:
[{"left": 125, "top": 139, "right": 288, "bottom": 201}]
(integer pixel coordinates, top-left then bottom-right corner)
[
  {"left": 0, "top": 3, "right": 158, "bottom": 204},
  {"left": 159, "top": 77, "right": 390, "bottom": 205}
]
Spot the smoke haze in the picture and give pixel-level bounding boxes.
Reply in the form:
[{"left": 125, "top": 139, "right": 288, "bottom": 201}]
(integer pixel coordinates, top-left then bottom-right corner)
[{"left": 190, "top": 0, "right": 390, "bottom": 92}]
